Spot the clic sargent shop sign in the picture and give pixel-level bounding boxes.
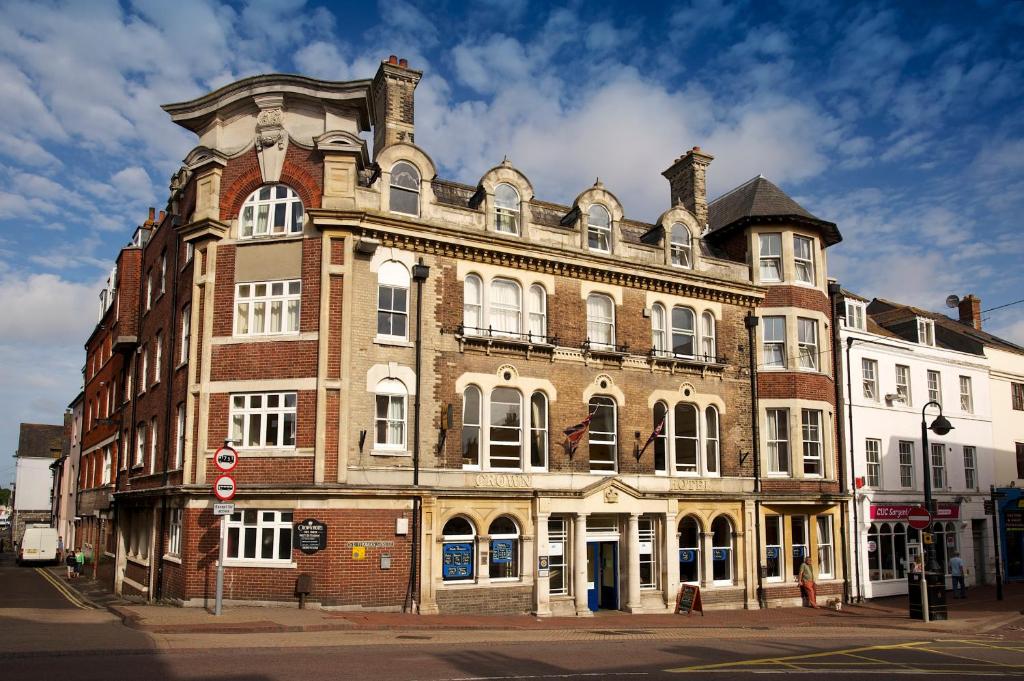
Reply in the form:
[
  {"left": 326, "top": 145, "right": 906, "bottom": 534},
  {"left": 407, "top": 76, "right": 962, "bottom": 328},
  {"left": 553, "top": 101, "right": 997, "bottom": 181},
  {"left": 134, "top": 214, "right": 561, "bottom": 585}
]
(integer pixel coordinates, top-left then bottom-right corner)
[{"left": 870, "top": 503, "right": 960, "bottom": 520}]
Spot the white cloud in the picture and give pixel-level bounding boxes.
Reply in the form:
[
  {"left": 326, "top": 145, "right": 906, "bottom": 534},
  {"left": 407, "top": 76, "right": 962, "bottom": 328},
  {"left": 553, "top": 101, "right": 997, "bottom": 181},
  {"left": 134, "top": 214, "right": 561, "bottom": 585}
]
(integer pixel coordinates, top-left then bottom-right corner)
[{"left": 0, "top": 271, "right": 100, "bottom": 345}]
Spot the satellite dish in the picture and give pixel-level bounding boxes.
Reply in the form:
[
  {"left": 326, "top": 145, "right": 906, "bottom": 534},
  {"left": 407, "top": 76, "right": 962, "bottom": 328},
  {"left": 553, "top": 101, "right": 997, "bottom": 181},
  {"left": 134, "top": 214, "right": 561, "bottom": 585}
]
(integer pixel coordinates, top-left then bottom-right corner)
[{"left": 945, "top": 295, "right": 960, "bottom": 309}]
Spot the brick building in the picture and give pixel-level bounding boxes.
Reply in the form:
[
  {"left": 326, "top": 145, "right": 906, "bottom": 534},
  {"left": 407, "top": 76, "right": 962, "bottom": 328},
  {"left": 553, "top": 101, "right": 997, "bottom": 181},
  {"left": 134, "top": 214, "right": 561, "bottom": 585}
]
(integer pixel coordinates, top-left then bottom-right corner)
[{"left": 84, "top": 57, "right": 847, "bottom": 613}]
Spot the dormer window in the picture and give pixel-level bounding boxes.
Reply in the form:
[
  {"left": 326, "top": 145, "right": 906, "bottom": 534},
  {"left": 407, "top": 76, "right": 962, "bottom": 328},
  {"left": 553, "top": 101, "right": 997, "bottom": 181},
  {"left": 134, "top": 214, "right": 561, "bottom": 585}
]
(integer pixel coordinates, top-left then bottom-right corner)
[
  {"left": 389, "top": 162, "right": 420, "bottom": 216},
  {"left": 494, "top": 184, "right": 520, "bottom": 235},
  {"left": 917, "top": 318, "right": 935, "bottom": 346},
  {"left": 587, "top": 205, "right": 611, "bottom": 252},
  {"left": 793, "top": 235, "right": 815, "bottom": 284},
  {"left": 845, "top": 301, "right": 865, "bottom": 330},
  {"left": 240, "top": 185, "right": 304, "bottom": 238},
  {"left": 670, "top": 223, "right": 692, "bottom": 268}
]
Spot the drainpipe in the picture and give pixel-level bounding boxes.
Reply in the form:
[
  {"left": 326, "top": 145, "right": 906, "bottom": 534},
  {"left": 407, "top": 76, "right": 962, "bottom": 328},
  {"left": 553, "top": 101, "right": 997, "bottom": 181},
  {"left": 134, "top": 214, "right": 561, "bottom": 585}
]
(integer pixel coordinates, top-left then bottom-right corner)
[
  {"left": 406, "top": 259, "right": 430, "bottom": 613},
  {"left": 828, "top": 282, "right": 852, "bottom": 604},
  {"left": 745, "top": 312, "right": 766, "bottom": 609},
  {"left": 845, "top": 337, "right": 863, "bottom": 602}
]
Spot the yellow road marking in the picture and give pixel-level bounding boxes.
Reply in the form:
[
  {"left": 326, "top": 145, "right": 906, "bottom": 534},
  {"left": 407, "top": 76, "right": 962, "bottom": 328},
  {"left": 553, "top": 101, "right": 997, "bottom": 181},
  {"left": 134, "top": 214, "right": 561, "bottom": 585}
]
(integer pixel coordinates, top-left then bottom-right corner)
[
  {"left": 943, "top": 639, "right": 1024, "bottom": 654},
  {"left": 665, "top": 641, "right": 928, "bottom": 672},
  {"left": 34, "top": 568, "right": 90, "bottom": 610},
  {"left": 915, "top": 645, "right": 1024, "bottom": 669}
]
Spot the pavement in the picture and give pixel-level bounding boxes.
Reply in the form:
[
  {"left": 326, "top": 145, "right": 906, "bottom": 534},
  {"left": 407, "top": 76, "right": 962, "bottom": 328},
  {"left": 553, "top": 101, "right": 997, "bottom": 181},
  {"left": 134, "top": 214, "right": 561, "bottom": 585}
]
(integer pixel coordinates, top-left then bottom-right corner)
[{"left": 43, "top": 566, "right": 1024, "bottom": 637}]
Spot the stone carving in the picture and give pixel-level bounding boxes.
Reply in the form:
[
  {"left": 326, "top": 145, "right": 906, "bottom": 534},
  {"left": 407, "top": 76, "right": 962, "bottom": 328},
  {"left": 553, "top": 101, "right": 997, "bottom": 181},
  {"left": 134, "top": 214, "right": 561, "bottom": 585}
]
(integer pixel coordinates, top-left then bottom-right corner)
[
  {"left": 256, "top": 107, "right": 285, "bottom": 150},
  {"left": 604, "top": 488, "right": 619, "bottom": 503},
  {"left": 253, "top": 98, "right": 288, "bottom": 184}
]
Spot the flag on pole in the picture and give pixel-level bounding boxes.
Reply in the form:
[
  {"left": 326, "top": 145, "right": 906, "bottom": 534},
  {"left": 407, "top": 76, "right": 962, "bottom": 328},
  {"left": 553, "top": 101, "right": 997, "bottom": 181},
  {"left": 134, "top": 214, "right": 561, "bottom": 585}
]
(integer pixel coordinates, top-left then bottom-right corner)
[
  {"left": 563, "top": 411, "right": 596, "bottom": 457},
  {"left": 639, "top": 413, "right": 668, "bottom": 458}
]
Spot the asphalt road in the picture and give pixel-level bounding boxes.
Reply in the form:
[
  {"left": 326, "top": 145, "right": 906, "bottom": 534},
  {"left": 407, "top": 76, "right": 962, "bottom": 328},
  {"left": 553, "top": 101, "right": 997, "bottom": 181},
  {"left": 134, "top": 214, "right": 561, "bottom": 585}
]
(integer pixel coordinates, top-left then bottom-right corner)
[{"left": 2, "top": 550, "right": 1023, "bottom": 680}]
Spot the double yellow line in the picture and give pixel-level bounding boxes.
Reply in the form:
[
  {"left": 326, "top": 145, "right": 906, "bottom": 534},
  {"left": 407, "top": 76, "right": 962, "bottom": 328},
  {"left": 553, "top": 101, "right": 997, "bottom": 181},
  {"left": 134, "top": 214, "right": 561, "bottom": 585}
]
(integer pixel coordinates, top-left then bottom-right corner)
[{"left": 35, "top": 568, "right": 92, "bottom": 610}]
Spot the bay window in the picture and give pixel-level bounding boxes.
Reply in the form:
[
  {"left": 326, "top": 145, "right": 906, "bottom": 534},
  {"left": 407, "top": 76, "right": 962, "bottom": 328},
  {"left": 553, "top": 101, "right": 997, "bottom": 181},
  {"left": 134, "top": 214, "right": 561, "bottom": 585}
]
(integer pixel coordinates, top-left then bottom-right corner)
[
  {"left": 759, "top": 233, "right": 782, "bottom": 281},
  {"left": 762, "top": 316, "right": 786, "bottom": 369}
]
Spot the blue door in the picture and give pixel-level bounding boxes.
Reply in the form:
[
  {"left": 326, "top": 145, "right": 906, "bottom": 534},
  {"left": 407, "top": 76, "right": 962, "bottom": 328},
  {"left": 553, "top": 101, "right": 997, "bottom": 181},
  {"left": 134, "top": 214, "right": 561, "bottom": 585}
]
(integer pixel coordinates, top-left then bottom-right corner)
[{"left": 587, "top": 541, "right": 619, "bottom": 611}]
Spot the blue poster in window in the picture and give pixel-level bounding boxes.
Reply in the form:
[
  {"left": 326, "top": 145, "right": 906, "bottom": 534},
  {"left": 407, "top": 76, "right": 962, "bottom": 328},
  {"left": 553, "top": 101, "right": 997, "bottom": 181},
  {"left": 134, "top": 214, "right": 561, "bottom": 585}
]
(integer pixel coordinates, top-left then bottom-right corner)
[
  {"left": 679, "top": 549, "right": 696, "bottom": 563},
  {"left": 766, "top": 547, "right": 780, "bottom": 559},
  {"left": 712, "top": 548, "right": 729, "bottom": 561},
  {"left": 442, "top": 543, "right": 474, "bottom": 580},
  {"left": 490, "top": 539, "right": 514, "bottom": 564},
  {"left": 792, "top": 545, "right": 806, "bottom": 558}
]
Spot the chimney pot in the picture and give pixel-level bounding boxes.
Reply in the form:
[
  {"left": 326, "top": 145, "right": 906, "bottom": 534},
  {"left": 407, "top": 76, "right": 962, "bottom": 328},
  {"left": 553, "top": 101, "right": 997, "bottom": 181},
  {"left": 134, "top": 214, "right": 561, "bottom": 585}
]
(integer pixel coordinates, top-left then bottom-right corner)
[
  {"left": 158, "top": 210, "right": 166, "bottom": 223},
  {"left": 399, "top": 58, "right": 408, "bottom": 68},
  {"left": 958, "top": 294, "right": 982, "bottom": 331},
  {"left": 148, "top": 207, "right": 155, "bottom": 221},
  {"left": 388, "top": 55, "right": 398, "bottom": 65}
]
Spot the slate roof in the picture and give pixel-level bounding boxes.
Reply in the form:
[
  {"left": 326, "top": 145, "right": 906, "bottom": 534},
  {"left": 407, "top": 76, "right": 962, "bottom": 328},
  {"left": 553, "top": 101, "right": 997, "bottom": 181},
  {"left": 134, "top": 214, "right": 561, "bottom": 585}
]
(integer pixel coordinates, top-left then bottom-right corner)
[
  {"left": 707, "top": 176, "right": 842, "bottom": 246},
  {"left": 867, "top": 298, "right": 1024, "bottom": 357},
  {"left": 17, "top": 423, "right": 64, "bottom": 459}
]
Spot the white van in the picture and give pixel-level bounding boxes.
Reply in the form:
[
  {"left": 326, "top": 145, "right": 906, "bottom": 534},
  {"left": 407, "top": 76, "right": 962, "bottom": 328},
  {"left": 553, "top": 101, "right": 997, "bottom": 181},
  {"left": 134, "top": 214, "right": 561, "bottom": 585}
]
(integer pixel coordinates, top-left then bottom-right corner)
[{"left": 18, "top": 525, "right": 59, "bottom": 565}]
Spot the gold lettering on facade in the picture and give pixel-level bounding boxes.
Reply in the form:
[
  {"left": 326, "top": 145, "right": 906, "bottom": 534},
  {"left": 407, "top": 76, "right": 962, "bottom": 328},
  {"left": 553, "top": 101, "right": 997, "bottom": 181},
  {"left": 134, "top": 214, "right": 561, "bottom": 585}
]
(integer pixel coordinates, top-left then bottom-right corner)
[{"left": 474, "top": 473, "right": 532, "bottom": 488}]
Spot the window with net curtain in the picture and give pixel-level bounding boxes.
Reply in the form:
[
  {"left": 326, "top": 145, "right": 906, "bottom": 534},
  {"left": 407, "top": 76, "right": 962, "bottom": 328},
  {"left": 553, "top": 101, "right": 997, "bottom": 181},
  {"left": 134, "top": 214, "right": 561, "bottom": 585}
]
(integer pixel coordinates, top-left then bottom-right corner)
[
  {"left": 651, "top": 304, "right": 668, "bottom": 356},
  {"left": 490, "top": 279, "right": 522, "bottom": 338},
  {"left": 374, "top": 378, "right": 407, "bottom": 450},
  {"left": 377, "top": 261, "right": 409, "bottom": 339},
  {"left": 463, "top": 275, "right": 482, "bottom": 335},
  {"left": 587, "top": 204, "right": 611, "bottom": 251},
  {"left": 588, "top": 396, "right": 617, "bottom": 472},
  {"left": 489, "top": 516, "right": 520, "bottom": 579},
  {"left": 389, "top": 161, "right": 420, "bottom": 215},
  {"left": 670, "top": 223, "right": 692, "bottom": 267},
  {"left": 528, "top": 285, "right": 546, "bottom": 340},
  {"left": 587, "top": 294, "right": 615, "bottom": 349},
  {"left": 239, "top": 184, "right": 304, "bottom": 238},
  {"left": 494, "top": 183, "right": 520, "bottom": 234}
]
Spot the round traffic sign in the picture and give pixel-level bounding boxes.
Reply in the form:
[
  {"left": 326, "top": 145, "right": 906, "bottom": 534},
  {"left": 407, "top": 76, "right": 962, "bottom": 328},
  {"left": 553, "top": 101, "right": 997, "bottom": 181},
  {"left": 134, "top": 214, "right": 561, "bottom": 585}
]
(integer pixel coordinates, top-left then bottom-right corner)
[
  {"left": 907, "top": 506, "right": 931, "bottom": 530},
  {"left": 213, "top": 474, "right": 236, "bottom": 501},
  {"left": 214, "top": 445, "right": 238, "bottom": 472}
]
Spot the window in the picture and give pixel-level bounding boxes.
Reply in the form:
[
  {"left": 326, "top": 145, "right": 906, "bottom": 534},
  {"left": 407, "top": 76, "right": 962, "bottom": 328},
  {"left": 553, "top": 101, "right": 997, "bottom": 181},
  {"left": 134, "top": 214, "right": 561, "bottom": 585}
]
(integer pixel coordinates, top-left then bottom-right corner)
[
  {"left": 639, "top": 517, "right": 657, "bottom": 589},
  {"left": 389, "top": 162, "right": 420, "bottom": 216},
  {"left": 457, "top": 384, "right": 483, "bottom": 468},
  {"left": 1017, "top": 443, "right": 1024, "bottom": 479},
  {"left": 146, "top": 272, "right": 153, "bottom": 311},
  {"left": 899, "top": 441, "right": 915, "bottom": 488},
  {"left": 791, "top": 516, "right": 808, "bottom": 577},
  {"left": 816, "top": 515, "right": 834, "bottom": 579},
  {"left": 759, "top": 233, "right": 782, "bottom": 281},
  {"left": 489, "top": 388, "right": 522, "bottom": 469},
  {"left": 793, "top": 235, "right": 815, "bottom": 284},
  {"left": 845, "top": 300, "right": 865, "bottom": 330},
  {"left": 931, "top": 521, "right": 957, "bottom": 575},
  {"left": 797, "top": 318, "right": 818, "bottom": 370},
  {"left": 765, "top": 515, "right": 783, "bottom": 580},
  {"left": 528, "top": 285, "right": 547, "bottom": 340},
  {"left": 463, "top": 275, "right": 482, "bottom": 335},
  {"left": 530, "top": 392, "right": 548, "bottom": 469},
  {"left": 185, "top": 242, "right": 194, "bottom": 263},
  {"left": 960, "top": 376, "right": 973, "bottom": 413},
  {"left": 153, "top": 332, "right": 162, "bottom": 384},
  {"left": 671, "top": 307, "right": 695, "bottom": 358},
  {"left": 766, "top": 409, "right": 789, "bottom": 475},
  {"left": 931, "top": 442, "right": 946, "bottom": 488},
  {"left": 240, "top": 184, "right": 304, "bottom": 237},
  {"left": 230, "top": 392, "right": 297, "bottom": 449},
  {"left": 149, "top": 417, "right": 158, "bottom": 472},
  {"left": 679, "top": 516, "right": 701, "bottom": 584},
  {"left": 159, "top": 251, "right": 166, "bottom": 295},
  {"left": 586, "top": 294, "right": 615, "bottom": 350},
  {"left": 674, "top": 403, "right": 699, "bottom": 474},
  {"left": 548, "top": 517, "right": 568, "bottom": 595},
  {"left": 125, "top": 364, "right": 133, "bottom": 401},
  {"left": 442, "top": 516, "right": 475, "bottom": 582},
  {"left": 494, "top": 184, "right": 520, "bottom": 234},
  {"left": 235, "top": 280, "right": 301, "bottom": 336},
  {"left": 802, "top": 410, "right": 822, "bottom": 476},
  {"left": 701, "top": 312, "right": 716, "bottom": 361},
  {"left": 927, "top": 370, "right": 941, "bottom": 405},
  {"left": 488, "top": 516, "right": 520, "bottom": 580},
  {"left": 102, "top": 446, "right": 112, "bottom": 484},
  {"left": 653, "top": 402, "right": 668, "bottom": 474},
  {"left": 705, "top": 407, "right": 720, "bottom": 475},
  {"left": 135, "top": 422, "right": 146, "bottom": 467},
  {"left": 174, "top": 403, "right": 185, "bottom": 470},
  {"left": 587, "top": 205, "right": 611, "bottom": 252},
  {"left": 226, "top": 510, "right": 293, "bottom": 562},
  {"left": 862, "top": 358, "right": 878, "bottom": 401},
  {"left": 180, "top": 304, "right": 191, "bottom": 363},
  {"left": 868, "top": 522, "right": 910, "bottom": 581},
  {"left": 1014, "top": 383, "right": 1024, "bottom": 411},
  {"left": 917, "top": 318, "right": 935, "bottom": 346},
  {"left": 168, "top": 508, "right": 182, "bottom": 556},
  {"left": 963, "top": 446, "right": 977, "bottom": 490},
  {"left": 895, "top": 365, "right": 911, "bottom": 405},
  {"left": 376, "top": 262, "right": 409, "bottom": 340},
  {"left": 588, "top": 396, "right": 617, "bottom": 473},
  {"left": 865, "top": 438, "right": 881, "bottom": 487},
  {"left": 762, "top": 316, "right": 786, "bottom": 369},
  {"left": 374, "top": 380, "right": 407, "bottom": 451},
  {"left": 670, "top": 223, "right": 691, "bottom": 268},
  {"left": 711, "top": 516, "right": 733, "bottom": 584},
  {"left": 490, "top": 279, "right": 522, "bottom": 338},
  {"left": 651, "top": 304, "right": 668, "bottom": 356},
  {"left": 127, "top": 509, "right": 152, "bottom": 561}
]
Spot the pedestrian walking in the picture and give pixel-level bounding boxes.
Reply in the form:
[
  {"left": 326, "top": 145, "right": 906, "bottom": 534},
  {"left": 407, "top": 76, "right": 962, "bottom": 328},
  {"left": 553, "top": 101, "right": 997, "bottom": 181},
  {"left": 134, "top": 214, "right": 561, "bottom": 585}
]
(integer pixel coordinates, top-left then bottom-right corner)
[
  {"left": 950, "top": 552, "right": 966, "bottom": 598},
  {"left": 65, "top": 550, "right": 77, "bottom": 579},
  {"left": 75, "top": 549, "right": 85, "bottom": 578},
  {"left": 799, "top": 556, "right": 819, "bottom": 608},
  {"left": 57, "top": 535, "right": 64, "bottom": 562}
]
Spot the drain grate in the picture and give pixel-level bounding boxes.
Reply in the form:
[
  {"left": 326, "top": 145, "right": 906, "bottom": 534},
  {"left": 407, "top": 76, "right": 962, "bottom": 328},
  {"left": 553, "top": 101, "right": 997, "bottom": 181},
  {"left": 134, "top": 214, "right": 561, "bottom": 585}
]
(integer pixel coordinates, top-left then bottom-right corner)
[{"left": 396, "top": 634, "right": 432, "bottom": 640}]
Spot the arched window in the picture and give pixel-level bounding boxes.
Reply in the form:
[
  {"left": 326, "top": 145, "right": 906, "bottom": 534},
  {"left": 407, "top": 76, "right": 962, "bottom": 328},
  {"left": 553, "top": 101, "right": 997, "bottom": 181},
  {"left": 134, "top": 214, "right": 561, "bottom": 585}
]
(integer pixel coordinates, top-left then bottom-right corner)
[
  {"left": 867, "top": 521, "right": 909, "bottom": 582},
  {"left": 653, "top": 401, "right": 668, "bottom": 473},
  {"left": 462, "top": 386, "right": 481, "bottom": 468},
  {"left": 701, "top": 312, "right": 716, "bottom": 361},
  {"left": 679, "top": 516, "right": 702, "bottom": 584},
  {"left": 442, "top": 516, "right": 476, "bottom": 582},
  {"left": 374, "top": 379, "right": 407, "bottom": 450},
  {"left": 587, "top": 204, "right": 611, "bottom": 252},
  {"left": 239, "top": 184, "right": 303, "bottom": 238},
  {"left": 490, "top": 279, "right": 522, "bottom": 338},
  {"left": 488, "top": 516, "right": 520, "bottom": 579},
  {"left": 711, "top": 516, "right": 733, "bottom": 584},
  {"left": 489, "top": 387, "right": 523, "bottom": 469},
  {"left": 528, "top": 284, "right": 547, "bottom": 340},
  {"left": 670, "top": 223, "right": 692, "bottom": 268},
  {"left": 530, "top": 392, "right": 548, "bottom": 469},
  {"left": 651, "top": 304, "right": 667, "bottom": 356},
  {"left": 671, "top": 307, "right": 695, "bottom": 357},
  {"left": 494, "top": 184, "right": 520, "bottom": 235},
  {"left": 674, "top": 403, "right": 699, "bottom": 473},
  {"left": 389, "top": 161, "right": 420, "bottom": 215},
  {"left": 377, "top": 261, "right": 410, "bottom": 340},
  {"left": 588, "top": 396, "right": 617, "bottom": 473},
  {"left": 932, "top": 521, "right": 958, "bottom": 575},
  {"left": 586, "top": 294, "right": 615, "bottom": 349},
  {"left": 705, "top": 406, "right": 720, "bottom": 475},
  {"left": 463, "top": 274, "right": 482, "bottom": 336}
]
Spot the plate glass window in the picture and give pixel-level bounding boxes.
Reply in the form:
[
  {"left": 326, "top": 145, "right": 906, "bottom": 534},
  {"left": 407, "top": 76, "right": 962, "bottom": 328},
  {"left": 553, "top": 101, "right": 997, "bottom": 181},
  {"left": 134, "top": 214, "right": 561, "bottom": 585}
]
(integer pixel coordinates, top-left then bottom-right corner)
[
  {"left": 548, "top": 517, "right": 568, "bottom": 595},
  {"left": 816, "top": 515, "right": 834, "bottom": 579},
  {"left": 670, "top": 223, "right": 691, "bottom": 268},
  {"left": 868, "top": 522, "right": 909, "bottom": 581},
  {"left": 389, "top": 162, "right": 420, "bottom": 216},
  {"left": 762, "top": 316, "right": 786, "bottom": 368},
  {"left": 240, "top": 185, "right": 303, "bottom": 238},
  {"left": 494, "top": 184, "right": 520, "bottom": 234},
  {"left": 587, "top": 205, "right": 611, "bottom": 252},
  {"left": 793, "top": 235, "right": 815, "bottom": 283},
  {"left": 759, "top": 233, "right": 783, "bottom": 281},
  {"left": 765, "top": 515, "right": 783, "bottom": 580},
  {"left": 791, "top": 516, "right": 808, "bottom": 576}
]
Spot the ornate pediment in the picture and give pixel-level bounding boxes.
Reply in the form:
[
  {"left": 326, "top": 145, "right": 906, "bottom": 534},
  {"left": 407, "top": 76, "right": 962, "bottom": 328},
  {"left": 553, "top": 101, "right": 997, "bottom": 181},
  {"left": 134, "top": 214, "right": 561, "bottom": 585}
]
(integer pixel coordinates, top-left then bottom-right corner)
[{"left": 254, "top": 94, "right": 287, "bottom": 183}]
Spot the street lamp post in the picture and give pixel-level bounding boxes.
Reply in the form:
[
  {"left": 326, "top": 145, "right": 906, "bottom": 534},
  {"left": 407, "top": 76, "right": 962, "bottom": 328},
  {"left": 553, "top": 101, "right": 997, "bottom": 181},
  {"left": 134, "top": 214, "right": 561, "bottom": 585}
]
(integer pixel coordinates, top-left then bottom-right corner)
[{"left": 920, "top": 400, "right": 954, "bottom": 574}]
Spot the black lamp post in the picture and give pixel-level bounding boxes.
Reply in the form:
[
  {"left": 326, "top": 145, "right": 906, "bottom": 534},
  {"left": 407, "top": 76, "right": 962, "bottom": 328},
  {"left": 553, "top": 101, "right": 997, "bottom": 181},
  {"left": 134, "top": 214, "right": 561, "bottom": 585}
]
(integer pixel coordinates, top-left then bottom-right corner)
[{"left": 921, "top": 400, "right": 953, "bottom": 573}]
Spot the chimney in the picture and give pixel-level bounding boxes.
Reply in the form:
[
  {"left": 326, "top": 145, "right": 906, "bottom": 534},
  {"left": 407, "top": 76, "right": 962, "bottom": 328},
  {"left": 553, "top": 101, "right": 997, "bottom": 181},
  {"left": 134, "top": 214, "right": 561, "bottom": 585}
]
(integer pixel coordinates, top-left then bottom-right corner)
[
  {"left": 662, "top": 146, "right": 714, "bottom": 226},
  {"left": 144, "top": 207, "right": 156, "bottom": 226},
  {"left": 958, "top": 294, "right": 982, "bottom": 330},
  {"left": 371, "top": 56, "right": 423, "bottom": 159}
]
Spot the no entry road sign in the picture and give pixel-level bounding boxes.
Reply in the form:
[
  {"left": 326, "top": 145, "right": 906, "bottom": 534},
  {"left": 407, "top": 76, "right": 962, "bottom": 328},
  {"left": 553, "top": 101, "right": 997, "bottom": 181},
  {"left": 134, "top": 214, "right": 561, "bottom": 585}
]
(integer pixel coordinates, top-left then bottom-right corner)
[{"left": 908, "top": 506, "right": 931, "bottom": 530}]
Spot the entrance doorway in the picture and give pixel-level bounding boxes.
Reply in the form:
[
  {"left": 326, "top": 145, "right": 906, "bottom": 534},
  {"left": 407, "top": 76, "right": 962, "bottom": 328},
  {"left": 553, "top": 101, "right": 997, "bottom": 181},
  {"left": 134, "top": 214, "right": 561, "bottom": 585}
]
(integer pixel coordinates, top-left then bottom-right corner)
[
  {"left": 586, "top": 541, "right": 619, "bottom": 611},
  {"left": 972, "top": 519, "right": 987, "bottom": 585}
]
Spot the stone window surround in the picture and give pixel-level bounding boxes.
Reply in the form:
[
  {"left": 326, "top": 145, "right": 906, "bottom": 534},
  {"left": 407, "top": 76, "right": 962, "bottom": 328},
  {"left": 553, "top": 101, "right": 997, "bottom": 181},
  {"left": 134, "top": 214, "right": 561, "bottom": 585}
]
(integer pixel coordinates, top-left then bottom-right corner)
[{"left": 759, "top": 398, "right": 836, "bottom": 481}]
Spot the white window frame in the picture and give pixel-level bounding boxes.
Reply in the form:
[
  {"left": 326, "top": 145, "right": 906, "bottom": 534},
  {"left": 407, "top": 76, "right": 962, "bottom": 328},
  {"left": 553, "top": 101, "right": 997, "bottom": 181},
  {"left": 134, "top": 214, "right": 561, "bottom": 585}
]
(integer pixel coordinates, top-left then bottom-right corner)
[
  {"left": 765, "top": 515, "right": 783, "bottom": 582},
  {"left": 586, "top": 294, "right": 615, "bottom": 350},
  {"left": 235, "top": 280, "right": 302, "bottom": 337},
  {"left": 759, "top": 233, "right": 783, "bottom": 282},
  {"left": 461, "top": 385, "right": 482, "bottom": 469},
  {"left": 547, "top": 517, "right": 569, "bottom": 596},
  {"left": 463, "top": 274, "right": 483, "bottom": 336},
  {"left": 895, "top": 365, "right": 912, "bottom": 406},
  {"left": 376, "top": 262, "right": 409, "bottom": 341},
  {"left": 845, "top": 300, "right": 865, "bottom": 330},
  {"left": 226, "top": 510, "right": 294, "bottom": 563},
  {"left": 793, "top": 235, "right": 815, "bottom": 284},
  {"left": 862, "top": 358, "right": 878, "bottom": 401},
  {"left": 168, "top": 508, "right": 182, "bottom": 557},
  {"left": 670, "top": 223, "right": 691, "bottom": 268},
  {"left": 963, "top": 446, "right": 977, "bottom": 490},
  {"left": 146, "top": 272, "right": 153, "bottom": 311},
  {"left": 528, "top": 284, "right": 547, "bottom": 340},
  {"left": 374, "top": 379, "right": 408, "bottom": 452},
  {"left": 791, "top": 516, "right": 809, "bottom": 578},
  {"left": 931, "top": 442, "right": 946, "bottom": 489},
  {"left": 159, "top": 251, "right": 166, "bottom": 295},
  {"left": 816, "top": 515, "right": 834, "bottom": 579},
  {"left": 639, "top": 517, "right": 657, "bottom": 589},
  {"left": 899, "top": 441, "right": 915, "bottom": 488},
  {"left": 135, "top": 422, "right": 146, "bottom": 467},
  {"left": 180, "top": 303, "right": 191, "bottom": 364},
  {"left": 802, "top": 409, "right": 823, "bottom": 477},
  {"left": 230, "top": 392, "right": 297, "bottom": 449},
  {"left": 673, "top": 403, "right": 699, "bottom": 474},
  {"left": 701, "top": 311, "right": 716, "bottom": 361},
  {"left": 153, "top": 332, "right": 162, "bottom": 384},
  {"left": 239, "top": 184, "right": 304, "bottom": 238},
  {"left": 529, "top": 391, "right": 548, "bottom": 471},
  {"left": 927, "top": 370, "right": 942, "bottom": 405},
  {"left": 766, "top": 408, "right": 790, "bottom": 475},
  {"left": 704, "top": 406, "right": 720, "bottom": 476},
  {"left": 587, "top": 204, "right": 611, "bottom": 253},
  {"left": 149, "top": 416, "right": 158, "bottom": 473},
  {"left": 917, "top": 318, "right": 935, "bottom": 346},
  {"left": 389, "top": 162, "right": 420, "bottom": 216},
  {"left": 488, "top": 387, "right": 523, "bottom": 469},
  {"left": 102, "top": 446, "right": 112, "bottom": 484},
  {"left": 494, "top": 183, "right": 520, "bottom": 235},
  {"left": 959, "top": 376, "right": 973, "bottom": 414},
  {"left": 139, "top": 347, "right": 147, "bottom": 394},
  {"left": 762, "top": 316, "right": 786, "bottom": 369},
  {"left": 174, "top": 402, "right": 185, "bottom": 470},
  {"left": 652, "top": 304, "right": 668, "bottom": 356},
  {"left": 490, "top": 278, "right": 522, "bottom": 338},
  {"left": 865, "top": 438, "right": 881, "bottom": 487},
  {"left": 671, "top": 306, "right": 696, "bottom": 359},
  {"left": 588, "top": 396, "right": 618, "bottom": 473},
  {"left": 711, "top": 516, "right": 734, "bottom": 585},
  {"left": 797, "top": 318, "right": 818, "bottom": 371}
]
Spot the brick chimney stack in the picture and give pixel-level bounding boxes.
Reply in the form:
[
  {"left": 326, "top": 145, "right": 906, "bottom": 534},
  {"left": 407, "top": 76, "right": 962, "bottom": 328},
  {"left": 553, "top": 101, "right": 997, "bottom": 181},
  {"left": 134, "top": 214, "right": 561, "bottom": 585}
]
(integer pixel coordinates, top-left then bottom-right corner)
[
  {"left": 662, "top": 146, "right": 714, "bottom": 226},
  {"left": 958, "top": 294, "right": 982, "bottom": 330},
  {"left": 371, "top": 55, "right": 423, "bottom": 160}
]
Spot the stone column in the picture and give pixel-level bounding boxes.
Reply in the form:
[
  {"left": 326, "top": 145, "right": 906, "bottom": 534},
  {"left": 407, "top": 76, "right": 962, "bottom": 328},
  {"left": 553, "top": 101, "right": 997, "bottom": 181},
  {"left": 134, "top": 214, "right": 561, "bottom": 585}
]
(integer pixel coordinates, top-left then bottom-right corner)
[
  {"left": 663, "top": 512, "right": 679, "bottom": 612},
  {"left": 534, "top": 512, "right": 551, "bottom": 616},
  {"left": 573, "top": 513, "right": 592, "bottom": 616},
  {"left": 701, "top": 531, "right": 714, "bottom": 588},
  {"left": 625, "top": 513, "right": 643, "bottom": 612}
]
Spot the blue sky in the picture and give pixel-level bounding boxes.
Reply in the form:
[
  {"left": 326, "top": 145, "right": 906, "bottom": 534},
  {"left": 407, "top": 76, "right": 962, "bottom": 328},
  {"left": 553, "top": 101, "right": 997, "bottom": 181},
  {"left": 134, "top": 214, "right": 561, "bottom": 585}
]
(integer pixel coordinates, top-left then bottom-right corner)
[{"left": 1, "top": 0, "right": 1023, "bottom": 485}]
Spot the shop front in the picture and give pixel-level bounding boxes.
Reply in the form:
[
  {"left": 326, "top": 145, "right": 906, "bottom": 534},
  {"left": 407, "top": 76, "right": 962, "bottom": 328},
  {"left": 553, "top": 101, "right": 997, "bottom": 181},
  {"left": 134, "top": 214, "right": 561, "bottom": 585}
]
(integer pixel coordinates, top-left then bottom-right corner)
[{"left": 863, "top": 502, "right": 960, "bottom": 598}]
